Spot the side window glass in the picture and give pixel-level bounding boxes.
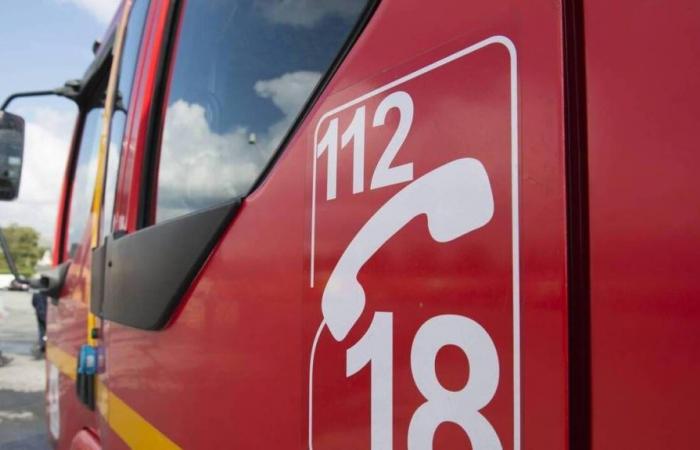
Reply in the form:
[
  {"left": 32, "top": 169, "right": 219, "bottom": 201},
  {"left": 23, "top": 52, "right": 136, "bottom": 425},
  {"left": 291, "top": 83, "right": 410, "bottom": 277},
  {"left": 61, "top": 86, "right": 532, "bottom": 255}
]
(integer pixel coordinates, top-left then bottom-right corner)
[
  {"left": 103, "top": 0, "right": 150, "bottom": 237},
  {"left": 152, "top": 0, "right": 369, "bottom": 223},
  {"left": 66, "top": 108, "right": 104, "bottom": 259}
]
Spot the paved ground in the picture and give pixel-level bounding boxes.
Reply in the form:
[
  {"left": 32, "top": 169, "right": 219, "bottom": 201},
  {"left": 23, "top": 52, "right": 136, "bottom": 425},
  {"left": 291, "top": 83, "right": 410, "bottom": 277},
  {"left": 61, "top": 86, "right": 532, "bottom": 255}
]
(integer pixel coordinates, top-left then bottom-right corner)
[{"left": 0, "top": 290, "right": 50, "bottom": 449}]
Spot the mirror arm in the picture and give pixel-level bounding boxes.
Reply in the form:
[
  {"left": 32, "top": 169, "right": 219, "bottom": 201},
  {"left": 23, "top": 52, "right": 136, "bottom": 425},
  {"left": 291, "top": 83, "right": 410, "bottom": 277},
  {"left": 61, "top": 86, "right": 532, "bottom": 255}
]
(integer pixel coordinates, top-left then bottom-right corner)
[
  {"left": 1, "top": 90, "right": 57, "bottom": 111},
  {"left": 1, "top": 226, "right": 70, "bottom": 299},
  {"left": 39, "top": 261, "right": 71, "bottom": 302},
  {"left": 0, "top": 79, "right": 82, "bottom": 111},
  {"left": 0, "top": 227, "right": 21, "bottom": 282}
]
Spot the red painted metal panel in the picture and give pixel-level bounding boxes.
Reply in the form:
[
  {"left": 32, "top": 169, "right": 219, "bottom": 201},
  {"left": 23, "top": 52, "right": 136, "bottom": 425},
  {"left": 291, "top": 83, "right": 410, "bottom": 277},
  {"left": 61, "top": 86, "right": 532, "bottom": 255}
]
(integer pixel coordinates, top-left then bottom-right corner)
[
  {"left": 70, "top": 429, "right": 101, "bottom": 450},
  {"left": 103, "top": 0, "right": 568, "bottom": 448},
  {"left": 585, "top": 1, "right": 700, "bottom": 448},
  {"left": 47, "top": 197, "right": 97, "bottom": 448}
]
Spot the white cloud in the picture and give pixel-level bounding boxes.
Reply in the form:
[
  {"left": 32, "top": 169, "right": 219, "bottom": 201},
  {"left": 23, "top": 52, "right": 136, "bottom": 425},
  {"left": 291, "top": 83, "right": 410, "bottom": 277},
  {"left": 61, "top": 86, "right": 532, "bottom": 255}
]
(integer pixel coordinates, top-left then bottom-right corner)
[
  {"left": 0, "top": 107, "right": 73, "bottom": 248},
  {"left": 156, "top": 70, "right": 320, "bottom": 222},
  {"left": 255, "top": 70, "right": 321, "bottom": 118},
  {"left": 254, "top": 70, "right": 321, "bottom": 150},
  {"left": 57, "top": 0, "right": 120, "bottom": 24},
  {"left": 257, "top": 0, "right": 363, "bottom": 27},
  {"left": 157, "top": 100, "right": 263, "bottom": 222}
]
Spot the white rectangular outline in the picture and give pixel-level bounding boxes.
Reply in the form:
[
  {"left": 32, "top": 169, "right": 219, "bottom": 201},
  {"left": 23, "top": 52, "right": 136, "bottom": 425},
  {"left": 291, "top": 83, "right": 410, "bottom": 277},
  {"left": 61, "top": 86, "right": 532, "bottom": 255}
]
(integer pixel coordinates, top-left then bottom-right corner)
[{"left": 309, "top": 35, "right": 520, "bottom": 449}]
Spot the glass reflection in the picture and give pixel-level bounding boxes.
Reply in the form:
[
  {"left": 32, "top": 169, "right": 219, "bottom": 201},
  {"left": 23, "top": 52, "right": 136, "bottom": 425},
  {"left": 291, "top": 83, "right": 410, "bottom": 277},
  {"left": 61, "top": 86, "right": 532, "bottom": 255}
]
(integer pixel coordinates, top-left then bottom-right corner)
[
  {"left": 155, "top": 0, "right": 368, "bottom": 223},
  {"left": 66, "top": 108, "right": 103, "bottom": 258}
]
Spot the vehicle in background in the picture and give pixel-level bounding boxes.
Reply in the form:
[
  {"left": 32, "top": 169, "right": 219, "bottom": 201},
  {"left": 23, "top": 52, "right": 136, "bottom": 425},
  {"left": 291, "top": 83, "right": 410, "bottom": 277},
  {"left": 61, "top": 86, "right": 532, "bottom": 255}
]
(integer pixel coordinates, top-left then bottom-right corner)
[
  {"left": 1, "top": 0, "right": 699, "bottom": 449},
  {"left": 7, "top": 279, "right": 28, "bottom": 291}
]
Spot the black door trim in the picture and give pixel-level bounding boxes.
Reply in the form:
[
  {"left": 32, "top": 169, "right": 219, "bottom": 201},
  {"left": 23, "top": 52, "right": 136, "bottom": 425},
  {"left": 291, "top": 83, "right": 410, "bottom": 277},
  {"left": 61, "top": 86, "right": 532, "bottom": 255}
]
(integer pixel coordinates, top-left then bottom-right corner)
[
  {"left": 563, "top": 0, "right": 591, "bottom": 448},
  {"left": 92, "top": 200, "right": 241, "bottom": 330}
]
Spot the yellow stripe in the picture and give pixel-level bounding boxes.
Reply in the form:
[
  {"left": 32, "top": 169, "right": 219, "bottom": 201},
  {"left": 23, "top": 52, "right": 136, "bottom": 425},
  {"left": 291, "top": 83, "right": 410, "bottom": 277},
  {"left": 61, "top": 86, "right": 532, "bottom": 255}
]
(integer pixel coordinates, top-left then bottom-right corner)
[
  {"left": 46, "top": 343, "right": 77, "bottom": 381},
  {"left": 47, "top": 344, "right": 181, "bottom": 449},
  {"left": 97, "top": 379, "right": 181, "bottom": 449}
]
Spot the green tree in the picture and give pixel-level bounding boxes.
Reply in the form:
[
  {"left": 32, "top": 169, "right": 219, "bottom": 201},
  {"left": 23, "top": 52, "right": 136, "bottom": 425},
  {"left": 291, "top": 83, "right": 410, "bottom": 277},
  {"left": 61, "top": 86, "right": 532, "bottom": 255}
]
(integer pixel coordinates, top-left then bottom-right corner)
[{"left": 0, "top": 224, "right": 45, "bottom": 277}]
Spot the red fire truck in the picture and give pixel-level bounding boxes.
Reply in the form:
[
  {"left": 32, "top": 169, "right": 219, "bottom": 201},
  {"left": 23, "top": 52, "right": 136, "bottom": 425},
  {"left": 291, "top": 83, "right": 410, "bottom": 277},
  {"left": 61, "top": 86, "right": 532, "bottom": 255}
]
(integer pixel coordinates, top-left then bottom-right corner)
[{"left": 1, "top": 0, "right": 698, "bottom": 448}]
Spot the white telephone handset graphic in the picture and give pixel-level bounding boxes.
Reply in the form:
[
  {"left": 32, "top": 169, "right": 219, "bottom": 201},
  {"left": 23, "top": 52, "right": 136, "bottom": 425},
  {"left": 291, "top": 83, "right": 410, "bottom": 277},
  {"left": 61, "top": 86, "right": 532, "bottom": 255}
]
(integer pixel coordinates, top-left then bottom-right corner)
[{"left": 321, "top": 157, "right": 495, "bottom": 341}]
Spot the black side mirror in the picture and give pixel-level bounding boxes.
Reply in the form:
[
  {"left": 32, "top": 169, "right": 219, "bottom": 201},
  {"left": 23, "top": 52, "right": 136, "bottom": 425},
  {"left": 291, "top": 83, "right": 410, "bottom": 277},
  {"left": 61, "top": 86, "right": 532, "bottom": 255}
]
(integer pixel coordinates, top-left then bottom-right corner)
[
  {"left": 0, "top": 111, "right": 25, "bottom": 201},
  {"left": 38, "top": 261, "right": 71, "bottom": 304}
]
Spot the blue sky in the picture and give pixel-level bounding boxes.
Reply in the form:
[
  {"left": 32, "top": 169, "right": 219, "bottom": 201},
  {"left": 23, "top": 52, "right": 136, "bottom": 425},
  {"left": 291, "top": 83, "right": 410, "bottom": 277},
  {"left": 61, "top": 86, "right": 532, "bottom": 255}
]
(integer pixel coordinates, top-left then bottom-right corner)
[{"left": 0, "top": 0, "right": 119, "bottom": 245}]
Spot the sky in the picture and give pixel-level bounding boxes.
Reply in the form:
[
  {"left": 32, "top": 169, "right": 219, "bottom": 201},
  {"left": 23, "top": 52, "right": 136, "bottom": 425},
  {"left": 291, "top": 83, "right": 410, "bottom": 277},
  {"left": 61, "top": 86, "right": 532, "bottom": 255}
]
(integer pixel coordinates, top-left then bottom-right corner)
[{"left": 0, "top": 0, "right": 120, "bottom": 247}]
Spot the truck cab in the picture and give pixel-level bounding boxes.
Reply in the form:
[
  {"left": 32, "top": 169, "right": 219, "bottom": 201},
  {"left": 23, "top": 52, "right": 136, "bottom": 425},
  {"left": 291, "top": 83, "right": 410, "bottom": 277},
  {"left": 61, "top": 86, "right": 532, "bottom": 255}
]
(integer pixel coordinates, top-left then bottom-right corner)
[{"left": 1, "top": 0, "right": 699, "bottom": 449}]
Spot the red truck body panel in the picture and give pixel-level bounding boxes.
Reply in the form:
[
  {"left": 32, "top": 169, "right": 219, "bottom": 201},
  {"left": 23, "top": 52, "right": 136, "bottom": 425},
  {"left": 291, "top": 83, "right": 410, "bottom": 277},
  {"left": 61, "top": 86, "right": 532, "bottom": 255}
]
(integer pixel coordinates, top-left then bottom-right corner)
[{"left": 585, "top": 0, "right": 700, "bottom": 447}]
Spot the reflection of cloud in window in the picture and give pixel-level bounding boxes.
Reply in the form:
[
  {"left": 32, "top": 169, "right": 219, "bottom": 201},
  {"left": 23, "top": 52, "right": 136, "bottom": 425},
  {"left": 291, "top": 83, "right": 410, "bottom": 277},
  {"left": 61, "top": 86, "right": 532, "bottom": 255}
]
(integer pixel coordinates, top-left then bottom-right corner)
[
  {"left": 254, "top": 70, "right": 322, "bottom": 148},
  {"left": 256, "top": 0, "right": 363, "bottom": 27},
  {"left": 157, "top": 70, "right": 321, "bottom": 222}
]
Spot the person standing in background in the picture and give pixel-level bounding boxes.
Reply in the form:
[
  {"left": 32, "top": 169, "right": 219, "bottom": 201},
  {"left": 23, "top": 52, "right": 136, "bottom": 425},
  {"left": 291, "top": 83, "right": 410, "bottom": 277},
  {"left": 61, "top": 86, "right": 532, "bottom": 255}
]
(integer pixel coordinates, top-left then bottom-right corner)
[{"left": 31, "top": 290, "right": 47, "bottom": 359}]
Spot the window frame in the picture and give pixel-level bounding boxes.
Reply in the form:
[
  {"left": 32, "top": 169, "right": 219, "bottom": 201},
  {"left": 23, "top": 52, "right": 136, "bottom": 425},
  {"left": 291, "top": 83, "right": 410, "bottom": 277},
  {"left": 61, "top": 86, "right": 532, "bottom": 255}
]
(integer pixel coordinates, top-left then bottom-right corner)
[
  {"left": 102, "top": 0, "right": 151, "bottom": 240},
  {"left": 59, "top": 68, "right": 111, "bottom": 262}
]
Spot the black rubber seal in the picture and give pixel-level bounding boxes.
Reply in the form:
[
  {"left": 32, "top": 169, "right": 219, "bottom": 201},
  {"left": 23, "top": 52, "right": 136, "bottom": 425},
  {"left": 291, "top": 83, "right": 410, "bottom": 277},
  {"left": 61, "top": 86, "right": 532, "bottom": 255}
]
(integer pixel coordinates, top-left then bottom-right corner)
[{"left": 563, "top": 0, "right": 591, "bottom": 448}]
